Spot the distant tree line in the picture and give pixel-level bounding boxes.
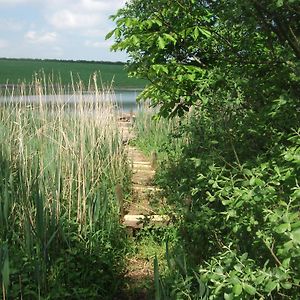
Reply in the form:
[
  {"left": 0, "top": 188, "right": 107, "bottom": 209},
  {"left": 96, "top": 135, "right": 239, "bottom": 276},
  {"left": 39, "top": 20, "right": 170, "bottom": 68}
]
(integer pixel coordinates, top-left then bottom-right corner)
[{"left": 0, "top": 57, "right": 126, "bottom": 65}]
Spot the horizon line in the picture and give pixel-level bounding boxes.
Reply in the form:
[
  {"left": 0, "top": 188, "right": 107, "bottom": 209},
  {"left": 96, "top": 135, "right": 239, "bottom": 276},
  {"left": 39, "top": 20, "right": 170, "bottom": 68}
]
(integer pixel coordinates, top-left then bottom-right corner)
[{"left": 0, "top": 57, "right": 127, "bottom": 64}]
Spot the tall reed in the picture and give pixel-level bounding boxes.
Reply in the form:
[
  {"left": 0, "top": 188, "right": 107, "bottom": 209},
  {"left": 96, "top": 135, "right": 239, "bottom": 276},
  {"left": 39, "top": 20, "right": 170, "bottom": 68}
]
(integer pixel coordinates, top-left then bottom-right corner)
[
  {"left": 0, "top": 73, "right": 130, "bottom": 299},
  {"left": 133, "top": 109, "right": 187, "bottom": 162}
]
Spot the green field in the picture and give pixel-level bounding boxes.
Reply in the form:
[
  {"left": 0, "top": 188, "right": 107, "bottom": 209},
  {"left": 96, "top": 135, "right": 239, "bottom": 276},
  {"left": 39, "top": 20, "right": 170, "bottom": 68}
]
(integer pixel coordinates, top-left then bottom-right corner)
[{"left": 0, "top": 58, "right": 147, "bottom": 89}]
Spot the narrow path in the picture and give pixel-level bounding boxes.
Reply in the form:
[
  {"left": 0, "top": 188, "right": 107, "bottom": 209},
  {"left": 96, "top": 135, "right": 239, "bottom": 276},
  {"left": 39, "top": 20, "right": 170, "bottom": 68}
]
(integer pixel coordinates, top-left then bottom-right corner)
[
  {"left": 117, "top": 115, "right": 166, "bottom": 299},
  {"left": 118, "top": 116, "right": 165, "bottom": 224},
  {"left": 126, "top": 145, "right": 155, "bottom": 215}
]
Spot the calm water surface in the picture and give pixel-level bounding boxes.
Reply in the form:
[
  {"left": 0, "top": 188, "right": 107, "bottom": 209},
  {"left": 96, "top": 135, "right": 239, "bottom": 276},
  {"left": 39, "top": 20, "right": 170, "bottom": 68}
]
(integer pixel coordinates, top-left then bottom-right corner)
[{"left": 0, "top": 89, "right": 143, "bottom": 112}]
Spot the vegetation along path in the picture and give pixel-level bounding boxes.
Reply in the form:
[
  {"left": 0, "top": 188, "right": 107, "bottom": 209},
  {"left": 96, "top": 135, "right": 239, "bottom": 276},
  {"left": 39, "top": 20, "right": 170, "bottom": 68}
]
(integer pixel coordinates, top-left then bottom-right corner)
[{"left": 117, "top": 115, "right": 168, "bottom": 299}]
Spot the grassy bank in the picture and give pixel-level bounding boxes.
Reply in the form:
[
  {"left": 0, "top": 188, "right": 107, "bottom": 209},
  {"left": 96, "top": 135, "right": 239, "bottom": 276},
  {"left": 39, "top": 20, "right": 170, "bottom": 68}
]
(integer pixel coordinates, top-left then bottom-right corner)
[
  {"left": 0, "top": 79, "right": 131, "bottom": 299},
  {"left": 0, "top": 58, "right": 147, "bottom": 89}
]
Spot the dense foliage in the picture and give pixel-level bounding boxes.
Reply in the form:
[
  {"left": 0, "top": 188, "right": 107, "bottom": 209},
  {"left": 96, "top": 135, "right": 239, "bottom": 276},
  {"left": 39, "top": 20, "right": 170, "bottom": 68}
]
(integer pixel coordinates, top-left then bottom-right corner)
[
  {"left": 110, "top": 0, "right": 300, "bottom": 298},
  {"left": 108, "top": 0, "right": 299, "bottom": 116}
]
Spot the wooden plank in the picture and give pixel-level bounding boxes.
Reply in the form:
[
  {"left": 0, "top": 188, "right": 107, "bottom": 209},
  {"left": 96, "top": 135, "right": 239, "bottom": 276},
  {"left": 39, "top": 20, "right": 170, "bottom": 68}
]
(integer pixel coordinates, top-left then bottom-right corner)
[
  {"left": 132, "top": 185, "right": 162, "bottom": 192},
  {"left": 132, "top": 166, "right": 154, "bottom": 172},
  {"left": 132, "top": 170, "right": 155, "bottom": 176},
  {"left": 131, "top": 161, "right": 152, "bottom": 165},
  {"left": 123, "top": 214, "right": 170, "bottom": 228}
]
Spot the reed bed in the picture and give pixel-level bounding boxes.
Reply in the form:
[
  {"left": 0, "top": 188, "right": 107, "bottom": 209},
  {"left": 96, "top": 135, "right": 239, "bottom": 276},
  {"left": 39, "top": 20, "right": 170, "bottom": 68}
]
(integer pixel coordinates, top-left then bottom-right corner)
[{"left": 0, "top": 75, "right": 130, "bottom": 299}]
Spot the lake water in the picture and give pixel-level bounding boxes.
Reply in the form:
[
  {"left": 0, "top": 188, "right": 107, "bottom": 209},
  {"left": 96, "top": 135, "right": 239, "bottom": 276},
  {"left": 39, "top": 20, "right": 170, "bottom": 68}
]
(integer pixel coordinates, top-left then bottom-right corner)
[
  {"left": 114, "top": 89, "right": 143, "bottom": 111},
  {"left": 0, "top": 89, "right": 144, "bottom": 112}
]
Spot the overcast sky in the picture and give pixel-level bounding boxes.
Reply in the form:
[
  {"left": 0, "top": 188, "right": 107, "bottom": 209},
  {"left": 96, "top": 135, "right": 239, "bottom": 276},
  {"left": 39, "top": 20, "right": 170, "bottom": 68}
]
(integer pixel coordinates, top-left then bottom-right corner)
[{"left": 0, "top": 0, "right": 128, "bottom": 61}]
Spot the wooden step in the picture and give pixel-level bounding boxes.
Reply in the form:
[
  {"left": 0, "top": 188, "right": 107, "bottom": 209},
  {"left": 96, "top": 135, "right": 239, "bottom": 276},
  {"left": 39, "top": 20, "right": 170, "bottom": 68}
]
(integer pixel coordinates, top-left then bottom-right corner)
[
  {"left": 126, "top": 146, "right": 138, "bottom": 151},
  {"left": 129, "top": 160, "right": 150, "bottom": 166},
  {"left": 132, "top": 170, "right": 155, "bottom": 176},
  {"left": 132, "top": 169, "right": 155, "bottom": 176},
  {"left": 123, "top": 214, "right": 170, "bottom": 228},
  {"left": 132, "top": 186, "right": 161, "bottom": 201},
  {"left": 117, "top": 121, "right": 132, "bottom": 128},
  {"left": 131, "top": 161, "right": 151, "bottom": 165},
  {"left": 132, "top": 178, "right": 153, "bottom": 185},
  {"left": 132, "top": 165, "right": 154, "bottom": 172},
  {"left": 132, "top": 185, "right": 162, "bottom": 192}
]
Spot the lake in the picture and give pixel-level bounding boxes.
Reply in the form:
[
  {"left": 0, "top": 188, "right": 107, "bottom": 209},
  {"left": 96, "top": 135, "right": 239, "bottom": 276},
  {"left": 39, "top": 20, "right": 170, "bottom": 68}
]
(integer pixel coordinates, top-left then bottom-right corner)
[
  {"left": 0, "top": 89, "right": 144, "bottom": 112},
  {"left": 114, "top": 89, "right": 143, "bottom": 111}
]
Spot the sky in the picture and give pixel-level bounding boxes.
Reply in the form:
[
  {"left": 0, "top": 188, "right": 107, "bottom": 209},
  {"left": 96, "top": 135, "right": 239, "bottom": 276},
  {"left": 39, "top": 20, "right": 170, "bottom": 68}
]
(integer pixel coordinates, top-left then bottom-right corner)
[{"left": 0, "top": 0, "right": 128, "bottom": 61}]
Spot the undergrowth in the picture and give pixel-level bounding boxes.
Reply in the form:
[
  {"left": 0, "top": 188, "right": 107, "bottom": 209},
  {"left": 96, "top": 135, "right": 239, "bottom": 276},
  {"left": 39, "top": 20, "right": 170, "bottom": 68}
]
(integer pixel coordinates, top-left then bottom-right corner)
[{"left": 134, "top": 108, "right": 300, "bottom": 299}]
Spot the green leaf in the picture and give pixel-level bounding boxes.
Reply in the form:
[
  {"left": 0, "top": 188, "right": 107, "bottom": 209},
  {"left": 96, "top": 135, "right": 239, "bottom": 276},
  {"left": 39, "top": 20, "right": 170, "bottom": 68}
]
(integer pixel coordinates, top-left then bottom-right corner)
[
  {"left": 281, "top": 282, "right": 292, "bottom": 289},
  {"left": 291, "top": 221, "right": 300, "bottom": 229},
  {"left": 291, "top": 228, "right": 300, "bottom": 243},
  {"left": 265, "top": 281, "right": 277, "bottom": 293},
  {"left": 243, "top": 283, "right": 256, "bottom": 295},
  {"left": 241, "top": 255, "right": 249, "bottom": 262},
  {"left": 224, "top": 292, "right": 234, "bottom": 300},
  {"left": 152, "top": 64, "right": 168, "bottom": 74},
  {"left": 243, "top": 168, "right": 252, "bottom": 176},
  {"left": 255, "top": 275, "right": 266, "bottom": 285},
  {"left": 283, "top": 240, "right": 293, "bottom": 251},
  {"left": 125, "top": 18, "right": 133, "bottom": 27},
  {"left": 193, "top": 27, "right": 200, "bottom": 40},
  {"left": 255, "top": 178, "right": 264, "bottom": 186},
  {"left": 282, "top": 258, "right": 290, "bottom": 268},
  {"left": 114, "top": 28, "right": 121, "bottom": 38},
  {"left": 277, "top": 0, "right": 284, "bottom": 7},
  {"left": 105, "top": 29, "right": 115, "bottom": 40},
  {"left": 233, "top": 284, "right": 243, "bottom": 296},
  {"left": 199, "top": 27, "right": 211, "bottom": 38},
  {"left": 275, "top": 223, "right": 290, "bottom": 233},
  {"left": 131, "top": 35, "right": 140, "bottom": 46},
  {"left": 157, "top": 36, "right": 166, "bottom": 49},
  {"left": 154, "top": 19, "right": 162, "bottom": 26},
  {"left": 163, "top": 33, "right": 177, "bottom": 44}
]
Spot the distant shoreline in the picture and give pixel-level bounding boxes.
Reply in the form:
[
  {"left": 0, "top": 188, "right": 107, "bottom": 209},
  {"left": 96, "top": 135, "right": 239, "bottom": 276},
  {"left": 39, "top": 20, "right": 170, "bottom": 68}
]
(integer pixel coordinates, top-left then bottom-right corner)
[{"left": 0, "top": 57, "right": 126, "bottom": 65}]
